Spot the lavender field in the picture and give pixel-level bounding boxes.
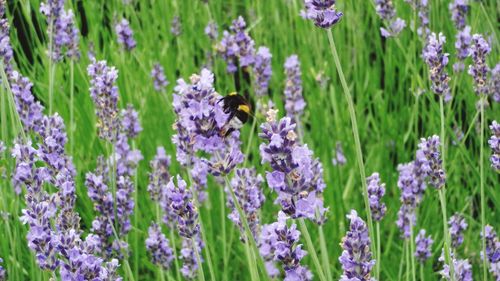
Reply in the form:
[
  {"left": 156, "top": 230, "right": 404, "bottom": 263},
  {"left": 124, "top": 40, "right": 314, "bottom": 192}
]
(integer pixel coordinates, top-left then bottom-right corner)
[{"left": 0, "top": 0, "right": 499, "bottom": 280}]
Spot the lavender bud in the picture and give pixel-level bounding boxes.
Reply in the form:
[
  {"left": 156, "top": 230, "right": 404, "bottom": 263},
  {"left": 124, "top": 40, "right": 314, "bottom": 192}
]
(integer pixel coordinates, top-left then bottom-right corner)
[
  {"left": 180, "top": 234, "right": 204, "bottom": 279},
  {"left": 449, "top": 0, "right": 469, "bottom": 30},
  {"left": 166, "top": 175, "right": 200, "bottom": 238},
  {"left": 489, "top": 121, "right": 500, "bottom": 172},
  {"left": 204, "top": 21, "right": 218, "bottom": 41},
  {"left": 0, "top": 257, "right": 5, "bottom": 280},
  {"left": 453, "top": 26, "right": 471, "bottom": 73},
  {"left": 115, "top": 18, "right": 136, "bottom": 51},
  {"left": 366, "top": 172, "right": 386, "bottom": 221},
  {"left": 440, "top": 257, "right": 473, "bottom": 281},
  {"left": 120, "top": 104, "right": 142, "bottom": 139},
  {"left": 145, "top": 223, "right": 174, "bottom": 269},
  {"left": 491, "top": 64, "right": 500, "bottom": 102},
  {"left": 253, "top": 46, "right": 272, "bottom": 97},
  {"left": 417, "top": 135, "right": 446, "bottom": 189},
  {"left": 332, "top": 141, "right": 346, "bottom": 166},
  {"left": 481, "top": 225, "right": 500, "bottom": 279},
  {"left": 171, "top": 16, "right": 182, "bottom": 37},
  {"left": 414, "top": 229, "right": 433, "bottom": 263},
  {"left": 148, "top": 147, "right": 171, "bottom": 202},
  {"left": 423, "top": 33, "right": 451, "bottom": 100},
  {"left": 468, "top": 34, "right": 491, "bottom": 96},
  {"left": 151, "top": 63, "right": 168, "bottom": 92},
  {"left": 449, "top": 213, "right": 467, "bottom": 248},
  {"left": 375, "top": 0, "right": 406, "bottom": 37},
  {"left": 339, "top": 210, "right": 375, "bottom": 281},
  {"left": 284, "top": 55, "right": 305, "bottom": 124},
  {"left": 302, "top": 0, "right": 343, "bottom": 29},
  {"left": 10, "top": 71, "right": 44, "bottom": 133},
  {"left": 396, "top": 162, "right": 425, "bottom": 238},
  {"left": 217, "top": 16, "right": 256, "bottom": 73}
]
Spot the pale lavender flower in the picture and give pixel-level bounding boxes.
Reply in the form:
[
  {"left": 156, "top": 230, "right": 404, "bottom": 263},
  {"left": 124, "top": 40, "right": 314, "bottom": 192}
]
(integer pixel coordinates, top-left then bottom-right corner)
[
  {"left": 453, "top": 26, "right": 471, "bottom": 72},
  {"left": 166, "top": 175, "right": 199, "bottom": 238},
  {"left": 204, "top": 21, "right": 218, "bottom": 41},
  {"left": 171, "top": 16, "right": 181, "bottom": 37},
  {"left": 489, "top": 121, "right": 500, "bottom": 172},
  {"left": 227, "top": 168, "right": 265, "bottom": 240},
  {"left": 415, "top": 229, "right": 433, "bottom": 263},
  {"left": 396, "top": 162, "right": 425, "bottom": 238},
  {"left": 417, "top": 135, "right": 446, "bottom": 189},
  {"left": 145, "top": 223, "right": 174, "bottom": 269},
  {"left": 151, "top": 63, "right": 168, "bottom": 92},
  {"left": 423, "top": 33, "right": 451, "bottom": 100},
  {"left": 61, "top": 9, "right": 79, "bottom": 60},
  {"left": 0, "top": 1, "right": 14, "bottom": 78},
  {"left": 449, "top": 0, "right": 469, "bottom": 30},
  {"left": 87, "top": 60, "right": 120, "bottom": 142},
  {"left": 440, "top": 257, "right": 473, "bottom": 281},
  {"left": 217, "top": 16, "right": 256, "bottom": 73},
  {"left": 481, "top": 225, "right": 500, "bottom": 279},
  {"left": 417, "top": 0, "right": 430, "bottom": 39},
  {"left": 259, "top": 212, "right": 312, "bottom": 281},
  {"left": 284, "top": 55, "right": 305, "bottom": 124},
  {"left": 339, "top": 210, "right": 375, "bottom": 281},
  {"left": 189, "top": 157, "right": 209, "bottom": 204},
  {"left": 452, "top": 125, "right": 464, "bottom": 145},
  {"left": 302, "top": 0, "right": 343, "bottom": 29},
  {"left": 115, "top": 18, "right": 136, "bottom": 51},
  {"left": 366, "top": 172, "right": 386, "bottom": 221},
  {"left": 148, "top": 147, "right": 171, "bottom": 201},
  {"left": 121, "top": 104, "right": 142, "bottom": 139},
  {"left": 375, "top": 0, "right": 406, "bottom": 37},
  {"left": 180, "top": 234, "right": 204, "bottom": 279},
  {"left": 380, "top": 18, "right": 406, "bottom": 38},
  {"left": 10, "top": 71, "right": 44, "bottom": 133},
  {"left": 449, "top": 213, "right": 467, "bottom": 248},
  {"left": 468, "top": 34, "right": 491, "bottom": 96},
  {"left": 332, "top": 141, "right": 346, "bottom": 166},
  {"left": 253, "top": 46, "right": 272, "bottom": 97},
  {"left": 491, "top": 64, "right": 500, "bottom": 102},
  {"left": 259, "top": 111, "right": 327, "bottom": 223},
  {"left": 40, "top": 0, "right": 65, "bottom": 61}
]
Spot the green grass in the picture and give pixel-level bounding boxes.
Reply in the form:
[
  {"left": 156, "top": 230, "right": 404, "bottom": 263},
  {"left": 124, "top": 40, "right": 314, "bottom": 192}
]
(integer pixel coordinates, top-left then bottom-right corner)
[{"left": 1, "top": 0, "right": 499, "bottom": 280}]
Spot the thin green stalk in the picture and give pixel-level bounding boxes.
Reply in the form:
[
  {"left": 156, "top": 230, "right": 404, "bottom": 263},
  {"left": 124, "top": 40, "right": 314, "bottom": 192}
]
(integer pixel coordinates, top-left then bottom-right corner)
[
  {"left": 1, "top": 80, "right": 7, "bottom": 142},
  {"left": 193, "top": 237, "right": 206, "bottom": 281},
  {"left": 376, "top": 222, "right": 381, "bottom": 280},
  {"left": 298, "top": 219, "right": 328, "bottom": 281},
  {"left": 69, "top": 60, "right": 75, "bottom": 155},
  {"left": 326, "top": 29, "right": 375, "bottom": 256},
  {"left": 318, "top": 225, "right": 333, "bottom": 281},
  {"left": 155, "top": 205, "right": 166, "bottom": 281},
  {"left": 48, "top": 21, "right": 54, "bottom": 115},
  {"left": 0, "top": 65, "right": 26, "bottom": 141},
  {"left": 170, "top": 228, "right": 182, "bottom": 281},
  {"left": 405, "top": 240, "right": 410, "bottom": 281},
  {"left": 480, "top": 96, "right": 488, "bottom": 281},
  {"left": 420, "top": 263, "right": 424, "bottom": 281},
  {"left": 410, "top": 225, "right": 416, "bottom": 281},
  {"left": 220, "top": 183, "right": 228, "bottom": 278}
]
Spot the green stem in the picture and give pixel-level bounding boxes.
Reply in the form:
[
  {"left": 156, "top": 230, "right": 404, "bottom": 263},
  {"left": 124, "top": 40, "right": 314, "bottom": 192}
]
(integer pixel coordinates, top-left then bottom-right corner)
[
  {"left": 410, "top": 225, "right": 416, "bottom": 281},
  {"left": 298, "top": 219, "right": 328, "bottom": 281},
  {"left": 193, "top": 237, "right": 206, "bottom": 281},
  {"left": 326, "top": 29, "right": 375, "bottom": 256},
  {"left": 220, "top": 178, "right": 228, "bottom": 278},
  {"left": 155, "top": 206, "right": 166, "bottom": 281},
  {"left": 318, "top": 225, "right": 333, "bottom": 281},
  {"left": 48, "top": 22, "right": 54, "bottom": 115},
  {"left": 170, "top": 228, "right": 182, "bottom": 281},
  {"left": 405, "top": 240, "right": 410, "bottom": 281},
  {"left": 376, "top": 222, "right": 381, "bottom": 280},
  {"left": 69, "top": 60, "right": 75, "bottom": 155},
  {"left": 480, "top": 95, "right": 488, "bottom": 281},
  {"left": 420, "top": 263, "right": 424, "bottom": 281}
]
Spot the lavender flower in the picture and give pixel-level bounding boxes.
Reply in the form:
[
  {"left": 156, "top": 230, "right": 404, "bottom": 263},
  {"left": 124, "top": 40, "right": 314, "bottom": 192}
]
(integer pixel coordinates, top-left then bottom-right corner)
[
  {"left": 227, "top": 168, "right": 265, "bottom": 240},
  {"left": 259, "top": 110, "right": 327, "bottom": 223},
  {"left": 151, "top": 63, "right": 168, "bottom": 92},
  {"left": 10, "top": 71, "right": 44, "bottom": 133},
  {"left": 87, "top": 60, "right": 120, "bottom": 142},
  {"left": 253, "top": 46, "right": 272, "bottom": 97},
  {"left": 417, "top": 0, "right": 430, "bottom": 39},
  {"left": 171, "top": 16, "right": 181, "bottom": 37},
  {"left": 180, "top": 234, "right": 204, "bottom": 279},
  {"left": 366, "top": 172, "right": 386, "bottom": 221},
  {"left": 302, "top": 0, "right": 343, "bottom": 29},
  {"left": 148, "top": 147, "right": 171, "bottom": 202},
  {"left": 0, "top": 0, "right": 14, "bottom": 77},
  {"left": 259, "top": 212, "right": 312, "bottom": 281},
  {"left": 375, "top": 0, "right": 406, "bottom": 37},
  {"left": 490, "top": 121, "right": 500, "bottom": 172},
  {"left": 468, "top": 34, "right": 491, "bottom": 96},
  {"left": 121, "top": 104, "right": 142, "bottom": 139},
  {"left": 60, "top": 9, "right": 79, "bottom": 60},
  {"left": 449, "top": 0, "right": 469, "bottom": 30},
  {"left": 417, "top": 135, "right": 446, "bottom": 189},
  {"left": 339, "top": 210, "right": 375, "bottom": 281},
  {"left": 449, "top": 213, "right": 467, "bottom": 248},
  {"left": 396, "top": 162, "right": 425, "bottom": 238},
  {"left": 166, "top": 175, "right": 199, "bottom": 238},
  {"left": 423, "top": 33, "right": 451, "bottom": 101},
  {"left": 0, "top": 257, "right": 4, "bottom": 280},
  {"left": 332, "top": 141, "right": 346, "bottom": 166},
  {"left": 440, "top": 257, "right": 473, "bottom": 281},
  {"left": 491, "top": 64, "right": 500, "bottom": 102},
  {"left": 40, "top": 0, "right": 64, "bottom": 61},
  {"left": 217, "top": 16, "right": 256, "bottom": 73},
  {"left": 284, "top": 55, "right": 305, "bottom": 124},
  {"left": 145, "top": 223, "right": 174, "bottom": 269},
  {"left": 481, "top": 225, "right": 500, "bottom": 279},
  {"left": 204, "top": 21, "right": 218, "bottom": 41},
  {"left": 453, "top": 26, "right": 471, "bottom": 72},
  {"left": 115, "top": 18, "right": 136, "bottom": 51},
  {"left": 414, "top": 229, "right": 433, "bottom": 263}
]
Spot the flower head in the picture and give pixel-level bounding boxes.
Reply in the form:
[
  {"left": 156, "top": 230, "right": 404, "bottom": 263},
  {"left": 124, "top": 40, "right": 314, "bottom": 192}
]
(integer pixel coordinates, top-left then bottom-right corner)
[
  {"left": 415, "top": 229, "right": 433, "bottom": 263},
  {"left": 366, "top": 172, "right": 386, "bottom": 221},
  {"left": 171, "top": 16, "right": 182, "bottom": 37},
  {"left": 489, "top": 121, "right": 500, "bottom": 172},
  {"left": 423, "top": 33, "right": 451, "bottom": 100},
  {"left": 302, "top": 0, "right": 343, "bottom": 29},
  {"left": 145, "top": 223, "right": 174, "bottom": 269},
  {"left": 440, "top": 257, "right": 473, "bottom": 281},
  {"left": 453, "top": 26, "right": 471, "bottom": 72},
  {"left": 449, "top": 213, "right": 467, "bottom": 248},
  {"left": 115, "top": 18, "right": 136, "bottom": 51},
  {"left": 253, "top": 46, "right": 272, "bottom": 97},
  {"left": 481, "top": 225, "right": 500, "bottom": 279},
  {"left": 284, "top": 55, "right": 305, "bottom": 124},
  {"left": 417, "top": 135, "right": 446, "bottom": 189},
  {"left": 217, "top": 16, "right": 255, "bottom": 73},
  {"left": 151, "top": 63, "right": 169, "bottom": 92},
  {"left": 166, "top": 175, "right": 199, "bottom": 238},
  {"left": 449, "top": 0, "right": 469, "bottom": 30},
  {"left": 468, "top": 34, "right": 491, "bottom": 96}
]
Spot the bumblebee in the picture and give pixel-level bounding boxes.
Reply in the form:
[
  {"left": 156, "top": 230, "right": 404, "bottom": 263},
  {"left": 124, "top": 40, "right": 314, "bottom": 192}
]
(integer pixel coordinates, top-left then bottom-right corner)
[{"left": 218, "top": 92, "right": 251, "bottom": 137}]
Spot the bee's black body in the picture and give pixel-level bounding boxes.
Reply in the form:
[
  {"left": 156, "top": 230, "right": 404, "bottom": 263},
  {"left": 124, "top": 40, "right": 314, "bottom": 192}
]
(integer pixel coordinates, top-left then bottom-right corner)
[{"left": 218, "top": 92, "right": 251, "bottom": 136}]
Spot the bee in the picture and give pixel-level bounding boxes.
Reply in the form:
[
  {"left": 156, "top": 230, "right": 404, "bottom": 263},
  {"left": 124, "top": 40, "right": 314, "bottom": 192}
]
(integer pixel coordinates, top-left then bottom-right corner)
[{"left": 218, "top": 92, "right": 251, "bottom": 137}]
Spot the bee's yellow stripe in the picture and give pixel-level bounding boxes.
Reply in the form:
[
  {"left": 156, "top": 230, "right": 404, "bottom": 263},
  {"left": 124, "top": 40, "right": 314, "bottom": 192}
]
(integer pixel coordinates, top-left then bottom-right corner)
[
  {"left": 238, "top": 104, "right": 250, "bottom": 114},
  {"left": 229, "top": 92, "right": 237, "bottom": 96}
]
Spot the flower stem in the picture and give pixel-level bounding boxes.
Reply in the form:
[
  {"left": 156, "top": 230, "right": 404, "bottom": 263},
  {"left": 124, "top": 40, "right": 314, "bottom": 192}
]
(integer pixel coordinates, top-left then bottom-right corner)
[
  {"left": 326, "top": 29, "right": 375, "bottom": 257},
  {"left": 298, "top": 219, "right": 328, "bottom": 281},
  {"left": 70, "top": 60, "right": 75, "bottom": 155},
  {"left": 170, "top": 228, "right": 182, "bottom": 281},
  {"left": 192, "top": 237, "right": 206, "bottom": 281},
  {"left": 318, "top": 225, "right": 333, "bottom": 281},
  {"left": 480, "top": 95, "right": 488, "bottom": 281},
  {"left": 376, "top": 222, "right": 381, "bottom": 280},
  {"left": 410, "top": 225, "right": 416, "bottom": 281}
]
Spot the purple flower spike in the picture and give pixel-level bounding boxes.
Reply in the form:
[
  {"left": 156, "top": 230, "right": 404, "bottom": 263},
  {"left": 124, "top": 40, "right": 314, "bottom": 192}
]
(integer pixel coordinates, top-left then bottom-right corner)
[
  {"left": 481, "top": 225, "right": 500, "bottom": 279},
  {"left": 489, "top": 121, "right": 500, "bottom": 172},
  {"left": 204, "top": 21, "right": 218, "bottom": 41},
  {"left": 449, "top": 0, "right": 469, "bottom": 30},
  {"left": 417, "top": 135, "right": 446, "bottom": 189},
  {"left": 302, "top": 0, "right": 343, "bottom": 29},
  {"left": 259, "top": 212, "right": 312, "bottom": 281},
  {"left": 440, "top": 257, "right": 473, "bottom": 281},
  {"left": 284, "top": 55, "right": 306, "bottom": 124},
  {"left": 253, "top": 46, "right": 272, "bottom": 97},
  {"left": 87, "top": 60, "right": 120, "bottom": 142},
  {"left": 10, "top": 71, "right": 44, "bottom": 133},
  {"left": 115, "top": 18, "right": 136, "bottom": 51},
  {"left": 453, "top": 26, "right": 471, "bottom": 72},
  {"left": 180, "top": 234, "right": 204, "bottom": 279},
  {"left": 491, "top": 64, "right": 500, "bottom": 102},
  {"left": 148, "top": 147, "right": 171, "bottom": 202},
  {"left": 332, "top": 141, "right": 346, "bottom": 166},
  {"left": 0, "top": 257, "right": 5, "bottom": 280},
  {"left": 146, "top": 223, "right": 174, "bottom": 270},
  {"left": 375, "top": 0, "right": 406, "bottom": 37},
  {"left": 449, "top": 213, "right": 467, "bottom": 248},
  {"left": 366, "top": 172, "right": 386, "bottom": 221},
  {"left": 166, "top": 175, "right": 200, "bottom": 238},
  {"left": 227, "top": 168, "right": 265, "bottom": 241},
  {"left": 423, "top": 33, "right": 451, "bottom": 100},
  {"left": 151, "top": 63, "right": 168, "bottom": 92},
  {"left": 121, "top": 104, "right": 142, "bottom": 139},
  {"left": 339, "top": 210, "right": 375, "bottom": 281},
  {"left": 468, "top": 34, "right": 491, "bottom": 96},
  {"left": 0, "top": 0, "right": 14, "bottom": 78},
  {"left": 396, "top": 162, "right": 425, "bottom": 238},
  {"left": 414, "top": 229, "right": 433, "bottom": 263},
  {"left": 171, "top": 16, "right": 182, "bottom": 37},
  {"left": 217, "top": 16, "right": 256, "bottom": 73}
]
